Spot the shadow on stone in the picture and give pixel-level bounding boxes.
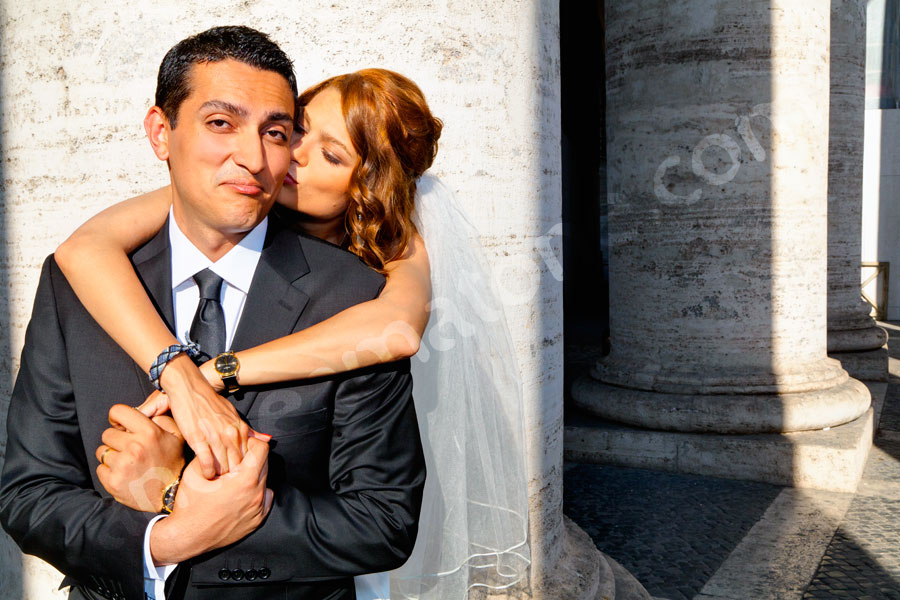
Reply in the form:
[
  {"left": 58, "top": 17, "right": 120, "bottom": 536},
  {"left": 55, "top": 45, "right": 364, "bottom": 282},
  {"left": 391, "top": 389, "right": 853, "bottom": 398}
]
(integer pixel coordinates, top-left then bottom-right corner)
[
  {"left": 563, "top": 463, "right": 782, "bottom": 600},
  {"left": 802, "top": 497, "right": 900, "bottom": 599}
]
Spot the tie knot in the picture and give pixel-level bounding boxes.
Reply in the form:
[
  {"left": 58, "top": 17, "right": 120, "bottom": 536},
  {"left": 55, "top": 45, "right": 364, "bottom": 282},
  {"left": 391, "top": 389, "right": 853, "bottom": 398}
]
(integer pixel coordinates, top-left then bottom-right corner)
[{"left": 193, "top": 269, "right": 224, "bottom": 300}]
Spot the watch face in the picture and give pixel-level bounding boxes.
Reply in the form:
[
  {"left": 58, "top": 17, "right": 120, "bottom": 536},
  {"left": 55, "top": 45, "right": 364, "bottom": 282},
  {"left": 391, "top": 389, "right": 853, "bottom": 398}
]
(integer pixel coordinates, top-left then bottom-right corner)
[{"left": 216, "top": 353, "right": 239, "bottom": 374}]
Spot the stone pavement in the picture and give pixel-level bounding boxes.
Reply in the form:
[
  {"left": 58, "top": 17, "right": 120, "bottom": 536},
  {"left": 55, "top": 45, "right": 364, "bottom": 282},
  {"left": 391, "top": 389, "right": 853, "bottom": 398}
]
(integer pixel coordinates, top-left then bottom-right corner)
[{"left": 563, "top": 326, "right": 900, "bottom": 600}]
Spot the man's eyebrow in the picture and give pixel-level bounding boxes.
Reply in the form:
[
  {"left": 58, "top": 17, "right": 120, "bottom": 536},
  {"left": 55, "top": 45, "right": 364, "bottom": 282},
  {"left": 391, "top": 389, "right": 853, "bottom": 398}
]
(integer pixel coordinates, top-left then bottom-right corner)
[
  {"left": 267, "top": 111, "right": 294, "bottom": 124},
  {"left": 199, "top": 100, "right": 248, "bottom": 117},
  {"left": 200, "top": 102, "right": 293, "bottom": 126}
]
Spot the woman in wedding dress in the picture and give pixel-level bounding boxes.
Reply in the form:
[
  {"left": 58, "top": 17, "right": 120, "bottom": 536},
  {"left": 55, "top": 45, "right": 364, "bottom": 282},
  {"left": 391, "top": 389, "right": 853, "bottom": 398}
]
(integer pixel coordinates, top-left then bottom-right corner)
[{"left": 56, "top": 68, "right": 529, "bottom": 599}]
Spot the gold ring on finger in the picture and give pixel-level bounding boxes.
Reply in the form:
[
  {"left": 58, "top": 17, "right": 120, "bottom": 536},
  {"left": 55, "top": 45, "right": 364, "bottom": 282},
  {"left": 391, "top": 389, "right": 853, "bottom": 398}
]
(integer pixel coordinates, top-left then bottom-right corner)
[{"left": 100, "top": 447, "right": 113, "bottom": 466}]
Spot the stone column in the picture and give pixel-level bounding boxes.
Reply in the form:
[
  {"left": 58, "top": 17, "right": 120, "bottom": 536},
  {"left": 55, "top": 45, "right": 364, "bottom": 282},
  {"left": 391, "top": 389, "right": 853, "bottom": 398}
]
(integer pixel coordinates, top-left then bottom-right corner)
[
  {"left": 573, "top": 0, "right": 871, "bottom": 433},
  {"left": 827, "top": 0, "right": 889, "bottom": 381}
]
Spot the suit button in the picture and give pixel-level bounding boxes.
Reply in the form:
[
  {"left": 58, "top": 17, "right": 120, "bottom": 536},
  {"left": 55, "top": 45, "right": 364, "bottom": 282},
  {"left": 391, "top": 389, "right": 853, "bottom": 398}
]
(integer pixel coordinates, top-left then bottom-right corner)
[
  {"left": 231, "top": 568, "right": 244, "bottom": 581},
  {"left": 258, "top": 567, "right": 271, "bottom": 579},
  {"left": 246, "top": 569, "right": 258, "bottom": 581},
  {"left": 218, "top": 568, "right": 231, "bottom": 581}
]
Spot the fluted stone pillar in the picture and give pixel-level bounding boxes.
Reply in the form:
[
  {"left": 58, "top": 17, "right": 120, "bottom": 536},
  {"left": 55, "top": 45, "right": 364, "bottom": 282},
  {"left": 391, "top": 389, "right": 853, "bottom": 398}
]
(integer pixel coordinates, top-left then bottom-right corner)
[
  {"left": 827, "top": 0, "right": 889, "bottom": 381},
  {"left": 573, "top": 0, "right": 871, "bottom": 434}
]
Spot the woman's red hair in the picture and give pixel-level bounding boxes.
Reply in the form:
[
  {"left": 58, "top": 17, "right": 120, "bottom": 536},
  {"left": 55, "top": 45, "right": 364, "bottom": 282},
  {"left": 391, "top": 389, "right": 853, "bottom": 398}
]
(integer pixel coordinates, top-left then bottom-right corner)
[{"left": 298, "top": 69, "right": 443, "bottom": 272}]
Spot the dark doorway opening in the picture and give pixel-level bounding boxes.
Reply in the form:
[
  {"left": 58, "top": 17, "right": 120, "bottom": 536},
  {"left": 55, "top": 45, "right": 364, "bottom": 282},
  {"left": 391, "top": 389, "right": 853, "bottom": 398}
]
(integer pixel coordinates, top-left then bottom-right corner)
[{"left": 560, "top": 0, "right": 608, "bottom": 388}]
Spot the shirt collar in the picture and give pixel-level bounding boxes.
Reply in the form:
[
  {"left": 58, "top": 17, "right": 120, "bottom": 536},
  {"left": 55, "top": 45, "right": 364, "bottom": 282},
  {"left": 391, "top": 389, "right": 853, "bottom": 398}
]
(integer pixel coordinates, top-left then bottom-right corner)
[{"left": 168, "top": 207, "right": 268, "bottom": 294}]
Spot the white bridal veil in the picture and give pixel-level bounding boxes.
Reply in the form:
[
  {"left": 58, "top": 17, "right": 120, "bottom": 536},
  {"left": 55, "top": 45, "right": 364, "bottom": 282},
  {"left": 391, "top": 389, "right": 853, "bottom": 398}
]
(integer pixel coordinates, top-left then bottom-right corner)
[{"left": 391, "top": 174, "right": 531, "bottom": 599}]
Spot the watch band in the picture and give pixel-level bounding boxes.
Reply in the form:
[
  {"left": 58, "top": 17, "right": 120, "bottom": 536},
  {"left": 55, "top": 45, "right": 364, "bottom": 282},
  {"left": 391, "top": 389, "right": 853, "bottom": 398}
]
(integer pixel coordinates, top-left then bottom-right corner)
[
  {"left": 221, "top": 374, "right": 240, "bottom": 394},
  {"left": 161, "top": 476, "right": 180, "bottom": 514}
]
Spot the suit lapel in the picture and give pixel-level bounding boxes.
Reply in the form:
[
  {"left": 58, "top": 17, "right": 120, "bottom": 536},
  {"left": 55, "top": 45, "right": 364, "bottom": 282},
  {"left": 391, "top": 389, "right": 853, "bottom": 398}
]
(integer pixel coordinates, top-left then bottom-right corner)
[
  {"left": 230, "top": 223, "right": 311, "bottom": 413},
  {"left": 130, "top": 221, "right": 176, "bottom": 397}
]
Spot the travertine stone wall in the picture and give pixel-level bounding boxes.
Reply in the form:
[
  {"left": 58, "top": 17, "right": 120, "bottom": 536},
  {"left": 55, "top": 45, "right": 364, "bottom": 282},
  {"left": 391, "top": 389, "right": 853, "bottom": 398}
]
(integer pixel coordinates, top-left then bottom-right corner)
[
  {"left": 0, "top": 1, "right": 564, "bottom": 597},
  {"left": 573, "top": 0, "right": 871, "bottom": 433}
]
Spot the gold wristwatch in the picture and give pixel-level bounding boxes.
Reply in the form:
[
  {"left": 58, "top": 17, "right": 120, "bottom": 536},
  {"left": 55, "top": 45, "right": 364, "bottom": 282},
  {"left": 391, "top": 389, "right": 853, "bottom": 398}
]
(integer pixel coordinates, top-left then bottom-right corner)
[
  {"left": 161, "top": 476, "right": 180, "bottom": 514},
  {"left": 214, "top": 351, "right": 241, "bottom": 394}
]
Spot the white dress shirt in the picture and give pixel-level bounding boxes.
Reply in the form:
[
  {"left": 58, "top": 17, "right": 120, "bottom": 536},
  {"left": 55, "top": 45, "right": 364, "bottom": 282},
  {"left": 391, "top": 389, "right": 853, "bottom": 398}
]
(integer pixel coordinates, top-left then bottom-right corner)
[{"left": 143, "top": 209, "right": 267, "bottom": 600}]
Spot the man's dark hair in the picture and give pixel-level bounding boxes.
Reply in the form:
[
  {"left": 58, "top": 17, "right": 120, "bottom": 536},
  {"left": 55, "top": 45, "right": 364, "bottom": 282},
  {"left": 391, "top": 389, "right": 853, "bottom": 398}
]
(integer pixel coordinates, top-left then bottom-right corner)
[{"left": 155, "top": 25, "right": 298, "bottom": 127}]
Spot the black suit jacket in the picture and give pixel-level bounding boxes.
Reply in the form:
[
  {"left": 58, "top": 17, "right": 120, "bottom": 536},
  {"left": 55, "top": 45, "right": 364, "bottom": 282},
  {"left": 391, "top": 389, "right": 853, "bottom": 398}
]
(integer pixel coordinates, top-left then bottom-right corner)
[{"left": 0, "top": 219, "right": 426, "bottom": 600}]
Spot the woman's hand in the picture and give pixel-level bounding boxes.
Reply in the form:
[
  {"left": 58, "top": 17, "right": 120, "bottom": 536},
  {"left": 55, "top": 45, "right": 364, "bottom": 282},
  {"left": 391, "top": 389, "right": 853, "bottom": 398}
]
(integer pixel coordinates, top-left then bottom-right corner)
[{"left": 138, "top": 354, "right": 264, "bottom": 479}]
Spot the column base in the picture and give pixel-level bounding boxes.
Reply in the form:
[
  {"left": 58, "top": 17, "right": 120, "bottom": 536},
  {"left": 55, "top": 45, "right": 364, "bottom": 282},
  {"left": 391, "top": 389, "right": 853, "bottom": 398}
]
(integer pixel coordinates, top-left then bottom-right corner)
[
  {"left": 827, "top": 322, "right": 888, "bottom": 353},
  {"left": 571, "top": 374, "right": 871, "bottom": 434},
  {"left": 517, "top": 517, "right": 651, "bottom": 600},
  {"left": 828, "top": 346, "right": 889, "bottom": 382},
  {"left": 564, "top": 380, "right": 885, "bottom": 492}
]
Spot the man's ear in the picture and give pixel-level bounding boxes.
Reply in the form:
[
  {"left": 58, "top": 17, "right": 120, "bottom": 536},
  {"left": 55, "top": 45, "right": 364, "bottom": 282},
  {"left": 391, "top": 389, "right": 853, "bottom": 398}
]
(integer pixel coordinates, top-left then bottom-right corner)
[{"left": 144, "top": 106, "right": 171, "bottom": 161}]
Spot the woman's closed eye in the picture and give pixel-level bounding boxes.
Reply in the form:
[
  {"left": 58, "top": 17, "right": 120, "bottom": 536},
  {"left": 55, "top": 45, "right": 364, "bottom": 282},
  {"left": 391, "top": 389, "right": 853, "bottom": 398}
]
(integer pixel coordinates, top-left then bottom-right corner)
[{"left": 322, "top": 149, "right": 343, "bottom": 166}]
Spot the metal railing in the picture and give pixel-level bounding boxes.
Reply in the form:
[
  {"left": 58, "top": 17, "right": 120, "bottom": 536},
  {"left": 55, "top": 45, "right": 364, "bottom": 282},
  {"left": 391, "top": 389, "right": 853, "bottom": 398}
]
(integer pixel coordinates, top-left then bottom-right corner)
[{"left": 862, "top": 261, "right": 890, "bottom": 320}]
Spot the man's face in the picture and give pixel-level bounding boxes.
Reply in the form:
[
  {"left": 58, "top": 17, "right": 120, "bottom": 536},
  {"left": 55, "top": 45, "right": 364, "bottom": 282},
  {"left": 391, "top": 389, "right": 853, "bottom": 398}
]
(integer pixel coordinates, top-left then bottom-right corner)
[{"left": 161, "top": 59, "right": 295, "bottom": 247}]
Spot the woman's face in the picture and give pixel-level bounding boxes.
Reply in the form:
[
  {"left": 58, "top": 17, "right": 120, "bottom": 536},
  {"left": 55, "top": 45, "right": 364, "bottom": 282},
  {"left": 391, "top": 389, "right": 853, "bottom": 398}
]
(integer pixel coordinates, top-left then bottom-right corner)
[{"left": 278, "top": 86, "right": 358, "bottom": 240}]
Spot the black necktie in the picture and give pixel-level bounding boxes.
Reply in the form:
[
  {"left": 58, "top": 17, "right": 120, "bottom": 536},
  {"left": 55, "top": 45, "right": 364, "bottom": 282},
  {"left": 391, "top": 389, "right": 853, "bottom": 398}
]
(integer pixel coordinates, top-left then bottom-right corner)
[{"left": 190, "top": 268, "right": 226, "bottom": 363}]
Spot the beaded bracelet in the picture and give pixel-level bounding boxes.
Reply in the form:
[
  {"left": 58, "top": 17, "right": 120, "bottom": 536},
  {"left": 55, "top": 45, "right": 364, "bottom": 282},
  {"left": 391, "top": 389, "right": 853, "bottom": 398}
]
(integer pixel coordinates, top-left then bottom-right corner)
[{"left": 148, "top": 342, "right": 201, "bottom": 391}]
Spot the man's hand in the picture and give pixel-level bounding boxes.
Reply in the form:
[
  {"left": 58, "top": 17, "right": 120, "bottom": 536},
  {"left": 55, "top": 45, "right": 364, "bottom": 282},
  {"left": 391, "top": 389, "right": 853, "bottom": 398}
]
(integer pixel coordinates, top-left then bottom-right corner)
[
  {"left": 149, "top": 436, "right": 274, "bottom": 566},
  {"left": 140, "top": 353, "right": 257, "bottom": 479},
  {"left": 95, "top": 405, "right": 185, "bottom": 513}
]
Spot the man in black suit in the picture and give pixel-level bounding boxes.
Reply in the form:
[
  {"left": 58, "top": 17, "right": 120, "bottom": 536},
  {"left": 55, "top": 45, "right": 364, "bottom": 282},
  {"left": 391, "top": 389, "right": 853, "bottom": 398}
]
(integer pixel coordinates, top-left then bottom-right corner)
[{"left": 0, "top": 26, "right": 425, "bottom": 600}]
